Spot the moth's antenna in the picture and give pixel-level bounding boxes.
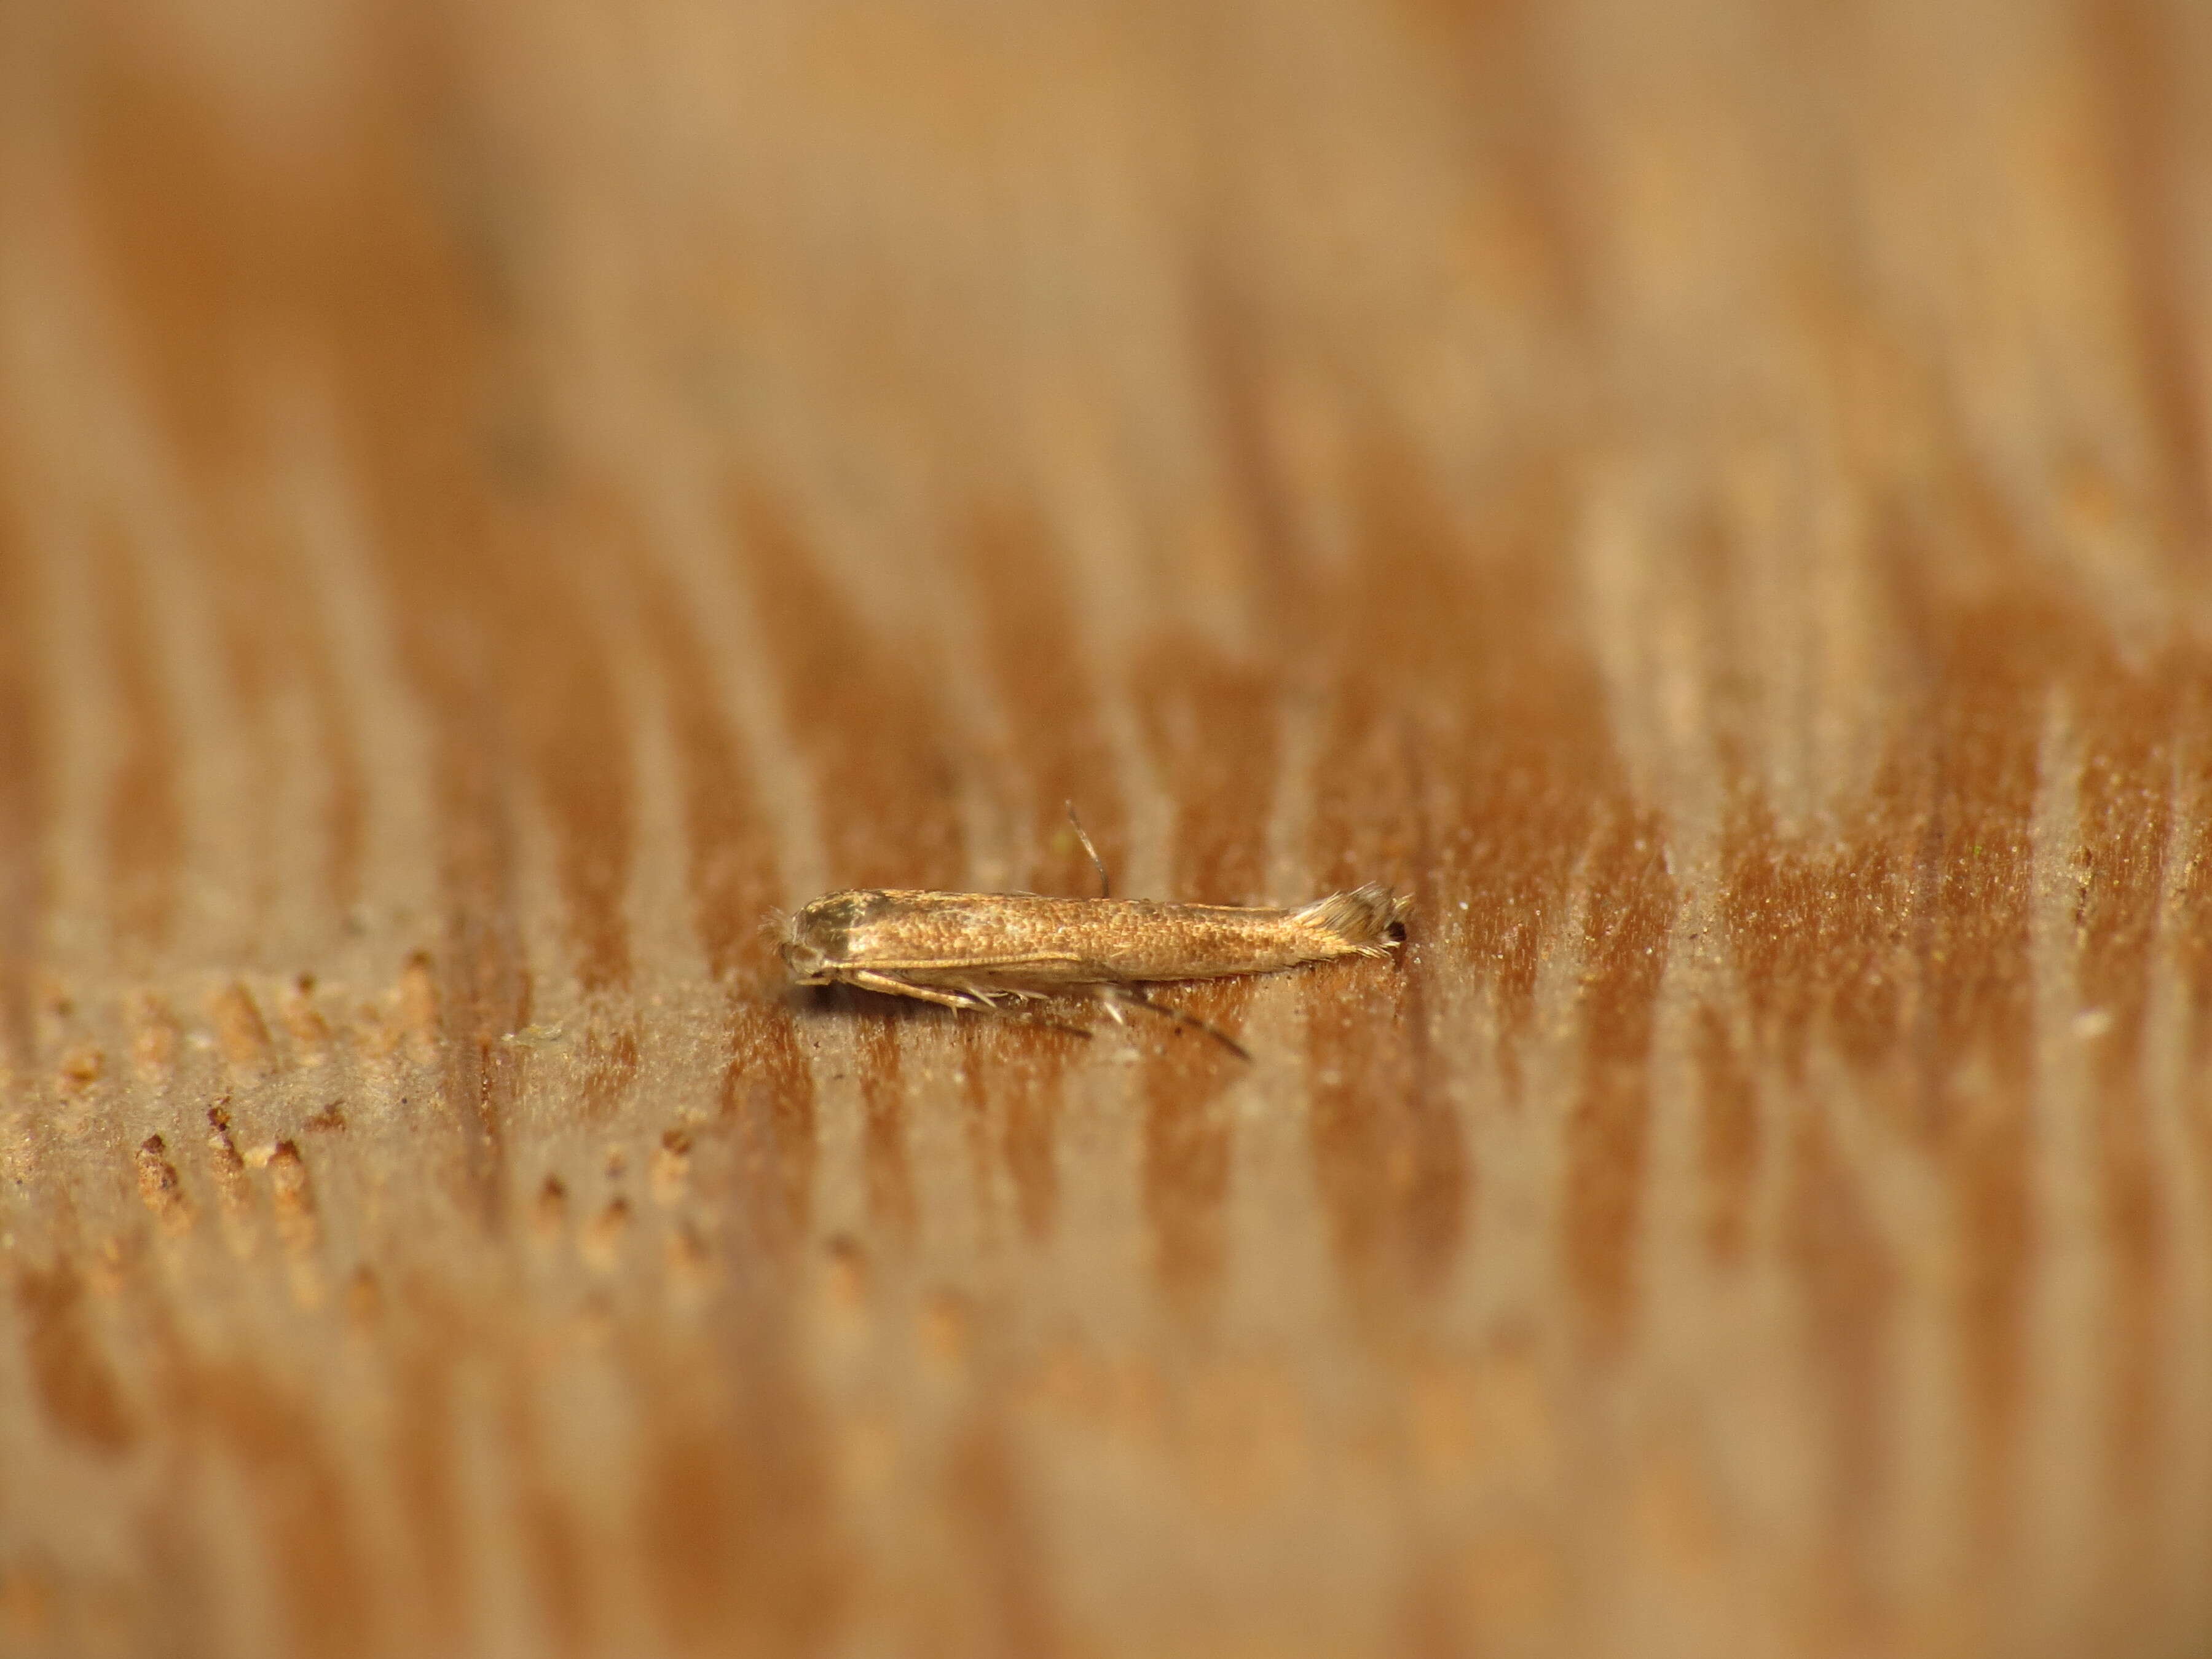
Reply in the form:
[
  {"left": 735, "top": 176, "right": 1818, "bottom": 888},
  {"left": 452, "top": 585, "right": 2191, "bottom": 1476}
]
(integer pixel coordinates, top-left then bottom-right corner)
[{"left": 1065, "top": 801, "right": 1110, "bottom": 898}]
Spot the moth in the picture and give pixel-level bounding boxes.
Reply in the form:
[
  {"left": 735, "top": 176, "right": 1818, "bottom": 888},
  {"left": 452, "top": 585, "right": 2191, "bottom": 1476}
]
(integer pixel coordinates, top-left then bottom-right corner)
[{"left": 779, "top": 816, "right": 1410, "bottom": 1057}]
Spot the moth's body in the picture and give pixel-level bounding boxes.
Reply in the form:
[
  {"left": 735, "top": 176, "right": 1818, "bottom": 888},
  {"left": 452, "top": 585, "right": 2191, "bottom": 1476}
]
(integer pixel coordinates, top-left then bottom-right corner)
[{"left": 780, "top": 882, "right": 1409, "bottom": 1054}]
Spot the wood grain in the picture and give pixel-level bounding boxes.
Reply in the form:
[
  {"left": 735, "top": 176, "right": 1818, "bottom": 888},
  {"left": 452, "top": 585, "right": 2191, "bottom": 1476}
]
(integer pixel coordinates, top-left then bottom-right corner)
[{"left": 2, "top": 2, "right": 2211, "bottom": 1655}]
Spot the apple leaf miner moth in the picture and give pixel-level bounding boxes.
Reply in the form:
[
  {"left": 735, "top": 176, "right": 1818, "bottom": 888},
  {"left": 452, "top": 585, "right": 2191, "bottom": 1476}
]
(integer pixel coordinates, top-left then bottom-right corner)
[{"left": 780, "top": 812, "right": 1410, "bottom": 1058}]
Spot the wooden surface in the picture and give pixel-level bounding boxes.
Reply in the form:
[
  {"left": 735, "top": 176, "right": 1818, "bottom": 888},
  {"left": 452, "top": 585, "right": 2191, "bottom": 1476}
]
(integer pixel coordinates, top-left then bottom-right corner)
[{"left": 4, "top": 2, "right": 2211, "bottom": 1655}]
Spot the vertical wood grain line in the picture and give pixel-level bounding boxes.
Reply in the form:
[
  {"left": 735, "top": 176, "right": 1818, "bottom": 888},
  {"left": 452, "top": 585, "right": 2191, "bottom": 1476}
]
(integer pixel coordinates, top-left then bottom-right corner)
[
  {"left": 2088, "top": 0, "right": 2212, "bottom": 559},
  {"left": 733, "top": 484, "right": 967, "bottom": 893},
  {"left": 0, "top": 528, "right": 44, "bottom": 1078},
  {"left": 205, "top": 495, "right": 371, "bottom": 939},
  {"left": 379, "top": 583, "right": 528, "bottom": 1230},
  {"left": 95, "top": 529, "right": 181, "bottom": 956},
  {"left": 954, "top": 498, "right": 1114, "bottom": 1242},
  {"left": 1564, "top": 805, "right": 1675, "bottom": 1352},
  {"left": 489, "top": 534, "right": 638, "bottom": 998},
  {"left": 635, "top": 550, "right": 818, "bottom": 1250},
  {"left": 1789, "top": 1070, "right": 1900, "bottom": 1642},
  {"left": 2074, "top": 650, "right": 2179, "bottom": 1582},
  {"left": 1132, "top": 631, "right": 1281, "bottom": 1316}
]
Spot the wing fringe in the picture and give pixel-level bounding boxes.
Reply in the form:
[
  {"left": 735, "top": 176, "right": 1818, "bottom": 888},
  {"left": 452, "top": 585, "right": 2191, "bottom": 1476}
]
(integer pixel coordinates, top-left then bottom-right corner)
[{"left": 1291, "top": 882, "right": 1411, "bottom": 958}]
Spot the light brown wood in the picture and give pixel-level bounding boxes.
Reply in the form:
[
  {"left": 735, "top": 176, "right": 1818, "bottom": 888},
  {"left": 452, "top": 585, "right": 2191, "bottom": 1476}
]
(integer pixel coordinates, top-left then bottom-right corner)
[{"left": 3, "top": 2, "right": 2211, "bottom": 1655}]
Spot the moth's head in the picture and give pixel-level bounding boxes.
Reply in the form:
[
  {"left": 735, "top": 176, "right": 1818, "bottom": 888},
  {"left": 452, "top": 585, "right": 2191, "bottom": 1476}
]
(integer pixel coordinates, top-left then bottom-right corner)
[{"left": 779, "top": 889, "right": 883, "bottom": 984}]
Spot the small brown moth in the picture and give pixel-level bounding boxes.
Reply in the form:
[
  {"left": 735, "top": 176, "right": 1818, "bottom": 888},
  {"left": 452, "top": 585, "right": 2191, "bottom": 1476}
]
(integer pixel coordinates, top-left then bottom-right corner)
[{"left": 780, "top": 815, "right": 1410, "bottom": 1057}]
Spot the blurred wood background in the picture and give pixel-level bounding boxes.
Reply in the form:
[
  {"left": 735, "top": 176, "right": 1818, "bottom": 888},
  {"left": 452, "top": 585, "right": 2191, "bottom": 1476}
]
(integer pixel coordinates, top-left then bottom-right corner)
[{"left": 2, "top": 2, "right": 2211, "bottom": 1655}]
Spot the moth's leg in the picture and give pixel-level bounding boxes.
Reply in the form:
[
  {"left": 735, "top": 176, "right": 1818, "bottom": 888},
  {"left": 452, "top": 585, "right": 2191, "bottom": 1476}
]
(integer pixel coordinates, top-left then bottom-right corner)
[
  {"left": 950, "top": 982, "right": 1102, "bottom": 1039},
  {"left": 1060, "top": 964, "right": 1133, "bottom": 1026},
  {"left": 953, "top": 981, "right": 1072, "bottom": 1016},
  {"left": 1099, "top": 983, "right": 1251, "bottom": 1061},
  {"left": 843, "top": 969, "right": 993, "bottom": 1013},
  {"left": 847, "top": 971, "right": 1092, "bottom": 1041}
]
